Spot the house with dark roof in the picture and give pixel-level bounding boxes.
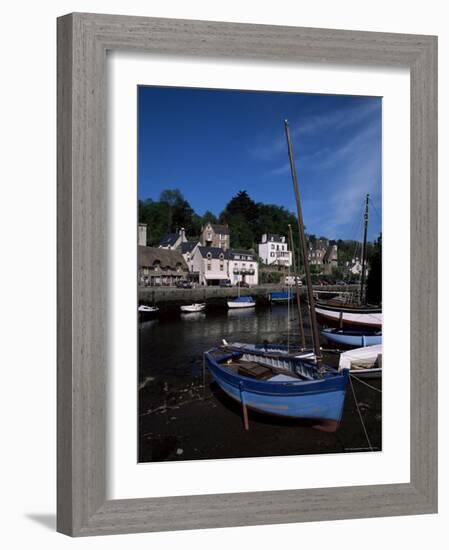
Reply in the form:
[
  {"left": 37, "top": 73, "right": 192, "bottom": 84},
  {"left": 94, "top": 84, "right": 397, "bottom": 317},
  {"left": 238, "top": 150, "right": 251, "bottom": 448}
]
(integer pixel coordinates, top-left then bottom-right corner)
[
  {"left": 138, "top": 246, "right": 189, "bottom": 286},
  {"left": 228, "top": 250, "right": 259, "bottom": 286},
  {"left": 159, "top": 228, "right": 187, "bottom": 250},
  {"left": 258, "top": 233, "right": 292, "bottom": 267},
  {"left": 193, "top": 246, "right": 229, "bottom": 286},
  {"left": 323, "top": 241, "right": 338, "bottom": 274},
  {"left": 308, "top": 238, "right": 338, "bottom": 274},
  {"left": 200, "top": 222, "right": 230, "bottom": 251},
  {"left": 180, "top": 241, "right": 201, "bottom": 279}
]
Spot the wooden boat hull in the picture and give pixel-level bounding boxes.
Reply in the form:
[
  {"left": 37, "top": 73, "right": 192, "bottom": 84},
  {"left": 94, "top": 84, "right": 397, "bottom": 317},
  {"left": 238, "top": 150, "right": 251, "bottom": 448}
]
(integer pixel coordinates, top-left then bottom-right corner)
[
  {"left": 315, "top": 306, "right": 382, "bottom": 329},
  {"left": 205, "top": 350, "right": 349, "bottom": 427},
  {"left": 315, "top": 301, "right": 382, "bottom": 314},
  {"left": 321, "top": 328, "right": 382, "bottom": 347}
]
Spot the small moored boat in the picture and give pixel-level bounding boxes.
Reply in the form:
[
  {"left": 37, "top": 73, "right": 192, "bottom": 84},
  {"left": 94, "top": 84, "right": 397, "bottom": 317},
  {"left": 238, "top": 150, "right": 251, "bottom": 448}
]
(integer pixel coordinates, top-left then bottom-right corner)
[
  {"left": 227, "top": 296, "right": 256, "bottom": 309},
  {"left": 138, "top": 304, "right": 159, "bottom": 316},
  {"left": 204, "top": 348, "right": 349, "bottom": 431},
  {"left": 315, "top": 304, "right": 382, "bottom": 329},
  {"left": 321, "top": 327, "right": 382, "bottom": 347},
  {"left": 180, "top": 303, "right": 206, "bottom": 313},
  {"left": 269, "top": 291, "right": 294, "bottom": 303},
  {"left": 338, "top": 344, "right": 382, "bottom": 378}
]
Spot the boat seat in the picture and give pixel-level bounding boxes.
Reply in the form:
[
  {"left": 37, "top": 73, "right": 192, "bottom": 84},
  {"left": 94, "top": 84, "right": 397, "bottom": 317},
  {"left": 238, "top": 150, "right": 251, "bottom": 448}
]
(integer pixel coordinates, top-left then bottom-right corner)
[{"left": 232, "top": 361, "right": 274, "bottom": 380}]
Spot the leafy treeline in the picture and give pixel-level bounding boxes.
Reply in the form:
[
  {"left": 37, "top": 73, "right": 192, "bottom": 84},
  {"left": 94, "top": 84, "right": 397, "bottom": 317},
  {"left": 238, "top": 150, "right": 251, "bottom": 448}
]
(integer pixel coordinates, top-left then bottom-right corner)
[
  {"left": 139, "top": 189, "right": 301, "bottom": 250},
  {"left": 138, "top": 188, "right": 377, "bottom": 266},
  {"left": 335, "top": 239, "right": 376, "bottom": 266}
]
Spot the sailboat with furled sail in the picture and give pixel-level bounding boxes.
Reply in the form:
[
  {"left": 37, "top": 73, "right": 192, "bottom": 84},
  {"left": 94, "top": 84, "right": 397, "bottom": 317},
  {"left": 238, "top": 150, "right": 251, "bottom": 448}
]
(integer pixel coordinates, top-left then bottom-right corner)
[
  {"left": 203, "top": 121, "right": 349, "bottom": 432},
  {"left": 316, "top": 194, "right": 383, "bottom": 334}
]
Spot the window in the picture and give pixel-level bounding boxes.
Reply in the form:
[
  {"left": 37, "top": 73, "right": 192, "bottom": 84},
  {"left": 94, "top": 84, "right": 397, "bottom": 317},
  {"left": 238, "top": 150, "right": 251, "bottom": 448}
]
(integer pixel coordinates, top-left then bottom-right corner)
[
  {"left": 220, "top": 264, "right": 223, "bottom": 271},
  {"left": 207, "top": 263, "right": 211, "bottom": 271},
  {"left": 271, "top": 244, "right": 275, "bottom": 250}
]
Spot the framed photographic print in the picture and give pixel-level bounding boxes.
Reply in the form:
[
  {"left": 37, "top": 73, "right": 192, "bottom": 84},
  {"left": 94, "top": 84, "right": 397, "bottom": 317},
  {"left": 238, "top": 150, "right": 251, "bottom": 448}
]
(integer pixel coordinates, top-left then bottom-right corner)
[{"left": 57, "top": 13, "right": 437, "bottom": 536}]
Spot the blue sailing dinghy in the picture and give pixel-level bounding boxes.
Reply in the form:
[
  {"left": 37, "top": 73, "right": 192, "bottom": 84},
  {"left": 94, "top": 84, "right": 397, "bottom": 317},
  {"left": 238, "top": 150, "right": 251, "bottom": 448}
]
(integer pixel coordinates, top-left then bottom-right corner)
[
  {"left": 321, "top": 328, "right": 382, "bottom": 347},
  {"left": 204, "top": 348, "right": 349, "bottom": 432},
  {"left": 269, "top": 291, "right": 293, "bottom": 303}
]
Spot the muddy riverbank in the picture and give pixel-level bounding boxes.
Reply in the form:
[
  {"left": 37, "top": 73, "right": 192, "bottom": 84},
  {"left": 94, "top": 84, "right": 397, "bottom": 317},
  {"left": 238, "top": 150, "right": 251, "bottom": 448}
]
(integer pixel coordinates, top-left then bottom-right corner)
[{"left": 138, "top": 305, "right": 381, "bottom": 463}]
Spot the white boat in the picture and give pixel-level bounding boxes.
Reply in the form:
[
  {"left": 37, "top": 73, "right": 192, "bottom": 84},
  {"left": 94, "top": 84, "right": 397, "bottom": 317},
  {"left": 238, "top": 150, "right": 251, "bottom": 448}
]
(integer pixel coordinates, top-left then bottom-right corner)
[
  {"left": 227, "top": 296, "right": 256, "bottom": 309},
  {"left": 138, "top": 305, "right": 159, "bottom": 316},
  {"left": 180, "top": 303, "right": 206, "bottom": 313},
  {"left": 338, "top": 344, "right": 382, "bottom": 378},
  {"left": 315, "top": 306, "right": 382, "bottom": 329}
]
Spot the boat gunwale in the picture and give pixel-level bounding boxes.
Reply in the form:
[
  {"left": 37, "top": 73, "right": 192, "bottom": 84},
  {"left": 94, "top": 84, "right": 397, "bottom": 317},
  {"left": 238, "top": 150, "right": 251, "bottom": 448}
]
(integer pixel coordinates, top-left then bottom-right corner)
[{"left": 204, "top": 349, "right": 349, "bottom": 396}]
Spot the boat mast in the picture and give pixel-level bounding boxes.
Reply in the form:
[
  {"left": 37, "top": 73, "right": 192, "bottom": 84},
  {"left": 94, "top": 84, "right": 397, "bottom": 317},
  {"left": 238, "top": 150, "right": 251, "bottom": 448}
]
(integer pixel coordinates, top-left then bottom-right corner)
[
  {"left": 288, "top": 223, "right": 306, "bottom": 350},
  {"left": 284, "top": 120, "right": 322, "bottom": 362},
  {"left": 359, "top": 193, "right": 369, "bottom": 305}
]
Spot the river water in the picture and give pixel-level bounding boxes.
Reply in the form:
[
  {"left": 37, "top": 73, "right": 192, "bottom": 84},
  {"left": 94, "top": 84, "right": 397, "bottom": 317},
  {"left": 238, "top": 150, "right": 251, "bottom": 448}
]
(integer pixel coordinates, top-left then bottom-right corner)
[{"left": 138, "top": 303, "right": 381, "bottom": 463}]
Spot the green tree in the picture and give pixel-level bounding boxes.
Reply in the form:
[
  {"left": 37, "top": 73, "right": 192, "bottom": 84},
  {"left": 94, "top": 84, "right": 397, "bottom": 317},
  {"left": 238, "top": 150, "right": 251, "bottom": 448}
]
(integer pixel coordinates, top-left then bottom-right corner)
[
  {"left": 159, "top": 188, "right": 198, "bottom": 236},
  {"left": 201, "top": 210, "right": 218, "bottom": 225},
  {"left": 220, "top": 190, "right": 258, "bottom": 223},
  {"left": 138, "top": 199, "right": 170, "bottom": 245}
]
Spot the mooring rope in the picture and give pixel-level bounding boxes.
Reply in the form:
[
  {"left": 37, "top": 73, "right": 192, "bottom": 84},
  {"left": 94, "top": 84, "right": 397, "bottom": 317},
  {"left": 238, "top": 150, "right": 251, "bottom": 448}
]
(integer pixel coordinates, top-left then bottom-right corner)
[
  {"left": 349, "top": 374, "right": 374, "bottom": 451},
  {"left": 350, "top": 374, "right": 382, "bottom": 393}
]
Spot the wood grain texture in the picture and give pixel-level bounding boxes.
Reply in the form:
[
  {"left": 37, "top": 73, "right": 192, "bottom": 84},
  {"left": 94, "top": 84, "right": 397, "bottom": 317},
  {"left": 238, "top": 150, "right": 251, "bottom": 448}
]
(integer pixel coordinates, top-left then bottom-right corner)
[{"left": 57, "top": 12, "right": 438, "bottom": 536}]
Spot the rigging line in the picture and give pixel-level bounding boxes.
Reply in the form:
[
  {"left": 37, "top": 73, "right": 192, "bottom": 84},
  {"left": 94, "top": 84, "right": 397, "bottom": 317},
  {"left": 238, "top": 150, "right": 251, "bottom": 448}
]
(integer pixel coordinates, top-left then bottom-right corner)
[
  {"left": 368, "top": 197, "right": 382, "bottom": 231},
  {"left": 350, "top": 374, "right": 382, "bottom": 393},
  {"left": 349, "top": 374, "right": 374, "bottom": 451}
]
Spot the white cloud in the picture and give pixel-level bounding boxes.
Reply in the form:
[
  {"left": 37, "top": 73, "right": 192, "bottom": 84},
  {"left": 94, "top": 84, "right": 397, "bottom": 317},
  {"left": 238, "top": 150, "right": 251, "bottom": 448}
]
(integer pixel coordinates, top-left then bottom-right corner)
[{"left": 249, "top": 101, "right": 379, "bottom": 162}]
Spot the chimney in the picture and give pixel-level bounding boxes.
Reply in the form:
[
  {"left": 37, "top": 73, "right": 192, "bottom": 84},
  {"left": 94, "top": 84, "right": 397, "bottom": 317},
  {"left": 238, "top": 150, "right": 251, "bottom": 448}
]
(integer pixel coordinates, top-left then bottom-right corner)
[
  {"left": 179, "top": 227, "right": 186, "bottom": 242},
  {"left": 138, "top": 223, "right": 147, "bottom": 246}
]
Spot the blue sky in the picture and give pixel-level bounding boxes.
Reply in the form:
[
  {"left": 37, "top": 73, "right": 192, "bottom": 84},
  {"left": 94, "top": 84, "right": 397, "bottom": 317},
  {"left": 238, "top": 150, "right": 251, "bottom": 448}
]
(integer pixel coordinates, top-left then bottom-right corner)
[{"left": 138, "top": 86, "right": 382, "bottom": 241}]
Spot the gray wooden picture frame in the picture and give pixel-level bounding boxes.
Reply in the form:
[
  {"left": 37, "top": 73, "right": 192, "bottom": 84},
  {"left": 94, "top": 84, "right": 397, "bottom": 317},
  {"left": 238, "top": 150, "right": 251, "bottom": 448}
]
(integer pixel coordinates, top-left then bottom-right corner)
[{"left": 57, "top": 12, "right": 438, "bottom": 537}]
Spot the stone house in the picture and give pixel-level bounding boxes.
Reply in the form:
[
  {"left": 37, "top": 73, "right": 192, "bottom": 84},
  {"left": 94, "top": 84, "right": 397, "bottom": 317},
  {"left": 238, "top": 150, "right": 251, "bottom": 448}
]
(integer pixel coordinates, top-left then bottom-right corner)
[
  {"left": 138, "top": 246, "right": 188, "bottom": 286},
  {"left": 200, "top": 222, "right": 230, "bottom": 250},
  {"left": 138, "top": 223, "right": 148, "bottom": 246},
  {"left": 308, "top": 239, "right": 338, "bottom": 274}
]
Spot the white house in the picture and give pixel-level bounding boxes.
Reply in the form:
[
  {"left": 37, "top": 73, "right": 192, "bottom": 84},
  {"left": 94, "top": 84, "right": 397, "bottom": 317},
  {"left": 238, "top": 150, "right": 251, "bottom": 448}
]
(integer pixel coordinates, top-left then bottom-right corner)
[
  {"left": 258, "top": 234, "right": 292, "bottom": 267},
  {"left": 228, "top": 250, "right": 258, "bottom": 286},
  {"left": 195, "top": 246, "right": 229, "bottom": 286},
  {"left": 180, "top": 241, "right": 201, "bottom": 280},
  {"left": 346, "top": 257, "right": 368, "bottom": 278}
]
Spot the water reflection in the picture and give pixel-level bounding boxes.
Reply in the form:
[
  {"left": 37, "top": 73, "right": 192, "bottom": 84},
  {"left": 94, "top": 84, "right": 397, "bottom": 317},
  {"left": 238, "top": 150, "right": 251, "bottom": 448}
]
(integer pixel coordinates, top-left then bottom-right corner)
[
  {"left": 180, "top": 312, "right": 206, "bottom": 322},
  {"left": 139, "top": 304, "right": 312, "bottom": 379}
]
